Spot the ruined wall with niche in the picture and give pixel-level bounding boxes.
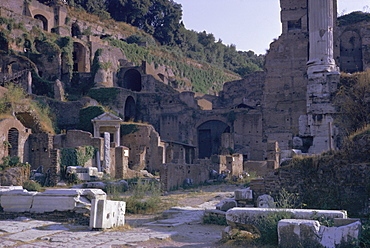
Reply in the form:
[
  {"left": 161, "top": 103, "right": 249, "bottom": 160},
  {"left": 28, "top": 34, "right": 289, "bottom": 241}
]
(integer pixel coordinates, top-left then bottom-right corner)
[
  {"left": 262, "top": 0, "right": 309, "bottom": 150},
  {"left": 337, "top": 21, "right": 370, "bottom": 73},
  {"left": 0, "top": 118, "right": 31, "bottom": 163}
]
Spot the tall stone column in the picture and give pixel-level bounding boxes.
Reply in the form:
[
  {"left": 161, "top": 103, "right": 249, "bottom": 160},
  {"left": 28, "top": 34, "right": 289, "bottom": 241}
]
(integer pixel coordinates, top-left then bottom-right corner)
[
  {"left": 307, "top": 0, "right": 338, "bottom": 77},
  {"left": 299, "top": 0, "right": 340, "bottom": 154},
  {"left": 103, "top": 132, "right": 111, "bottom": 175}
]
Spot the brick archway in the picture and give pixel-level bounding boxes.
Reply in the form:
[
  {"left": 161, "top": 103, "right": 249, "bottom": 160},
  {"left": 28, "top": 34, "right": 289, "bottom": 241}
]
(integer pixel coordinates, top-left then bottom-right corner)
[{"left": 34, "top": 14, "right": 48, "bottom": 31}]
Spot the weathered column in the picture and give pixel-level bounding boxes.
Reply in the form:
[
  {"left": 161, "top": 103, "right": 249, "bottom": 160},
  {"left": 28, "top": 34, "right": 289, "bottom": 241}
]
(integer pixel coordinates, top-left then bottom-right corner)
[
  {"left": 103, "top": 132, "right": 111, "bottom": 174},
  {"left": 307, "top": 0, "right": 338, "bottom": 77}
]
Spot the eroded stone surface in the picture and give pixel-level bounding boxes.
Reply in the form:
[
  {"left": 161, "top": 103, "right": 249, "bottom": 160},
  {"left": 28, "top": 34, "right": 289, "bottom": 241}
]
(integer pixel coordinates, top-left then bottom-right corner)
[{"left": 278, "top": 218, "right": 361, "bottom": 248}]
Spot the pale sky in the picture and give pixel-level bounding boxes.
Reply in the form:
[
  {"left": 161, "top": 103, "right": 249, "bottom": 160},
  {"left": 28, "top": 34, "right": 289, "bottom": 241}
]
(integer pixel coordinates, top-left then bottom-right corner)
[{"left": 175, "top": 0, "right": 370, "bottom": 55}]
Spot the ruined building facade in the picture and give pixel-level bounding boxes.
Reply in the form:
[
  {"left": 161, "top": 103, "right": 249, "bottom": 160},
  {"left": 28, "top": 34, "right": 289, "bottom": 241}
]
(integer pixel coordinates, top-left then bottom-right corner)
[{"left": 0, "top": 0, "right": 370, "bottom": 186}]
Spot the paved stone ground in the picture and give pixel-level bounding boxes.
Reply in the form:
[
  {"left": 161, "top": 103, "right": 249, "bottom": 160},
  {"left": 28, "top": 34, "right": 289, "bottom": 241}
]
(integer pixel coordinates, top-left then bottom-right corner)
[{"left": 0, "top": 185, "right": 239, "bottom": 247}]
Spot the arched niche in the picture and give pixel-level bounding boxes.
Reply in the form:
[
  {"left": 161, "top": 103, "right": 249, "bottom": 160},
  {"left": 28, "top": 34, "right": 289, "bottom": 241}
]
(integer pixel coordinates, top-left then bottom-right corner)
[
  {"left": 8, "top": 127, "right": 19, "bottom": 157},
  {"left": 73, "top": 42, "right": 87, "bottom": 72},
  {"left": 197, "top": 120, "right": 230, "bottom": 159},
  {"left": 34, "top": 14, "right": 48, "bottom": 31},
  {"left": 124, "top": 96, "right": 136, "bottom": 121},
  {"left": 121, "top": 69, "right": 142, "bottom": 92},
  {"left": 71, "top": 22, "right": 81, "bottom": 37}
]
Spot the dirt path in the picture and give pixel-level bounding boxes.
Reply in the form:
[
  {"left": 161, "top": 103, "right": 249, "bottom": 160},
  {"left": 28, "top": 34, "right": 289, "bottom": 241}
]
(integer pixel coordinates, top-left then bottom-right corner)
[{"left": 122, "top": 183, "right": 246, "bottom": 248}]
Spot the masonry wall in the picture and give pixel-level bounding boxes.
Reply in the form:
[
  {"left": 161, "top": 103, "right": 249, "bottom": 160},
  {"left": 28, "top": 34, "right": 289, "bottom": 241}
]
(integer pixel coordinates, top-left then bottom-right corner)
[
  {"left": 161, "top": 161, "right": 212, "bottom": 191},
  {"left": 251, "top": 153, "right": 370, "bottom": 216}
]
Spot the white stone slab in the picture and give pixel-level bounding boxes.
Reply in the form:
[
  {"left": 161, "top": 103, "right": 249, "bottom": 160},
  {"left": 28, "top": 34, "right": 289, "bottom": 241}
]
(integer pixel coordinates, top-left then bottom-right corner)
[
  {"left": 31, "top": 196, "right": 78, "bottom": 213},
  {"left": 0, "top": 190, "right": 37, "bottom": 212},
  {"left": 226, "top": 208, "right": 347, "bottom": 226}
]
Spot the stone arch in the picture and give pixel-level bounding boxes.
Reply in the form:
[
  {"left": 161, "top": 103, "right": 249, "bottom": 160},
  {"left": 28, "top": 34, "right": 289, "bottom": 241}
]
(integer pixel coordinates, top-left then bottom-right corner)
[
  {"left": 121, "top": 69, "right": 142, "bottom": 92},
  {"left": 124, "top": 96, "right": 136, "bottom": 121},
  {"left": 340, "top": 30, "right": 363, "bottom": 73},
  {"left": 34, "top": 14, "right": 48, "bottom": 31},
  {"left": 197, "top": 120, "right": 230, "bottom": 159},
  {"left": 73, "top": 42, "right": 88, "bottom": 72},
  {"left": 8, "top": 127, "right": 19, "bottom": 157}
]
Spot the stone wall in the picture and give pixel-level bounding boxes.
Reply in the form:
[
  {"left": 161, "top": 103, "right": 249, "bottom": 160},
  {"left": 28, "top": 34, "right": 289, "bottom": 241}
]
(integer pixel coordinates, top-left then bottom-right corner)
[
  {"left": 0, "top": 118, "right": 31, "bottom": 163},
  {"left": 161, "top": 160, "right": 212, "bottom": 191},
  {"left": 121, "top": 123, "right": 163, "bottom": 172},
  {"left": 0, "top": 167, "right": 30, "bottom": 186},
  {"left": 251, "top": 153, "right": 370, "bottom": 216}
]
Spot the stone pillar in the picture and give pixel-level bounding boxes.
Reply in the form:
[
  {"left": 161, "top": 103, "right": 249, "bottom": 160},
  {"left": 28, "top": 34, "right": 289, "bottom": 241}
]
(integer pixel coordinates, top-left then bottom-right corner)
[
  {"left": 103, "top": 132, "right": 110, "bottom": 174},
  {"left": 307, "top": 0, "right": 338, "bottom": 77},
  {"left": 115, "top": 128, "right": 120, "bottom": 147}
]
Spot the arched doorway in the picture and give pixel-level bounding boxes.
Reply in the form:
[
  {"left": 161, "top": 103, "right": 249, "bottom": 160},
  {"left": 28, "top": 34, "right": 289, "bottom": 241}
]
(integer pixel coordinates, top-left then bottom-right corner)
[
  {"left": 34, "top": 15, "right": 48, "bottom": 31},
  {"left": 124, "top": 96, "right": 136, "bottom": 121},
  {"left": 197, "top": 120, "right": 230, "bottom": 159},
  {"left": 122, "top": 69, "right": 142, "bottom": 92},
  {"left": 73, "top": 42, "right": 87, "bottom": 72},
  {"left": 8, "top": 128, "right": 19, "bottom": 157}
]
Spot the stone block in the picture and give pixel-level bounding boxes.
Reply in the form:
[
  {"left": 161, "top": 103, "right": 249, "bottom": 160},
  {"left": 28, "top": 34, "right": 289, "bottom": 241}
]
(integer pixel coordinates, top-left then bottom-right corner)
[
  {"left": 29, "top": 189, "right": 106, "bottom": 213},
  {"left": 90, "top": 199, "right": 126, "bottom": 229},
  {"left": 216, "top": 199, "right": 237, "bottom": 211},
  {"left": 226, "top": 208, "right": 347, "bottom": 227},
  {"left": 278, "top": 219, "right": 321, "bottom": 247},
  {"left": 234, "top": 188, "right": 253, "bottom": 201},
  {"left": 31, "top": 196, "right": 80, "bottom": 213},
  {"left": 278, "top": 219, "right": 361, "bottom": 248},
  {"left": 0, "top": 190, "right": 37, "bottom": 212}
]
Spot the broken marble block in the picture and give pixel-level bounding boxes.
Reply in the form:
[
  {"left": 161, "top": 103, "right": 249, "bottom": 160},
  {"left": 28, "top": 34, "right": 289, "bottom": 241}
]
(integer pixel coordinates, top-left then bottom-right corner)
[
  {"left": 31, "top": 189, "right": 107, "bottom": 213},
  {"left": 90, "top": 199, "right": 126, "bottom": 229},
  {"left": 0, "top": 189, "right": 37, "bottom": 212},
  {"left": 234, "top": 188, "right": 253, "bottom": 201},
  {"left": 226, "top": 208, "right": 347, "bottom": 227},
  {"left": 278, "top": 218, "right": 361, "bottom": 248}
]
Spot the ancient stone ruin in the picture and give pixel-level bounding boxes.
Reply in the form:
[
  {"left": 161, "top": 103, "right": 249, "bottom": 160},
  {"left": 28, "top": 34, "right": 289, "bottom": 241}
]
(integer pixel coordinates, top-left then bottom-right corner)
[{"left": 0, "top": 0, "right": 369, "bottom": 238}]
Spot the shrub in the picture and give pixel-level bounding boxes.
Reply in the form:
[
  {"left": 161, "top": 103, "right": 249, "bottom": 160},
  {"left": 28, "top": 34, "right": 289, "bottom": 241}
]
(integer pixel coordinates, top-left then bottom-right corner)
[
  {"left": 203, "top": 214, "right": 227, "bottom": 225},
  {"left": 124, "top": 179, "right": 162, "bottom": 214},
  {"left": 253, "top": 211, "right": 293, "bottom": 245},
  {"left": 23, "top": 180, "right": 42, "bottom": 192}
]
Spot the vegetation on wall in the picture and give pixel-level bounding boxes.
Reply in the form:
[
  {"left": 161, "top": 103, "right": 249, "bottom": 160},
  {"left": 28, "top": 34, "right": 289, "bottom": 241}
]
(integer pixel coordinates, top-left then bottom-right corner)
[
  {"left": 78, "top": 105, "right": 106, "bottom": 133},
  {"left": 120, "top": 123, "right": 139, "bottom": 136},
  {"left": 335, "top": 71, "right": 370, "bottom": 135},
  {"left": 106, "top": 37, "right": 238, "bottom": 93},
  {"left": 88, "top": 87, "right": 120, "bottom": 105},
  {"left": 0, "top": 156, "right": 30, "bottom": 171},
  {"left": 338, "top": 11, "right": 370, "bottom": 26}
]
